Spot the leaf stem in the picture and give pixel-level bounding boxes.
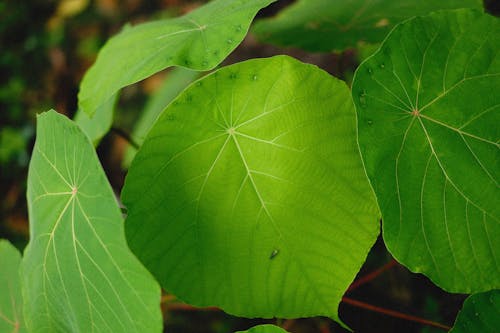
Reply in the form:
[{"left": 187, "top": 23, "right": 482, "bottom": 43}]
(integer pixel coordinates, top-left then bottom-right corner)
[
  {"left": 110, "top": 127, "right": 139, "bottom": 149},
  {"left": 347, "top": 259, "right": 398, "bottom": 291},
  {"left": 166, "top": 303, "right": 219, "bottom": 312},
  {"left": 341, "top": 296, "right": 451, "bottom": 331}
]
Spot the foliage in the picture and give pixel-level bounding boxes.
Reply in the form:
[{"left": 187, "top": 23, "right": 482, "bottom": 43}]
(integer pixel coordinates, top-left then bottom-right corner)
[
  {"left": 123, "top": 67, "right": 200, "bottom": 166},
  {"left": 352, "top": 9, "right": 500, "bottom": 293},
  {"left": 122, "top": 55, "right": 379, "bottom": 321},
  {"left": 0, "top": 0, "right": 498, "bottom": 332},
  {"left": 252, "top": 0, "right": 482, "bottom": 52},
  {"left": 0, "top": 240, "right": 25, "bottom": 333},
  {"left": 78, "top": 0, "right": 276, "bottom": 117},
  {"left": 236, "top": 324, "right": 289, "bottom": 333},
  {"left": 450, "top": 290, "right": 500, "bottom": 332},
  {"left": 22, "top": 111, "right": 161, "bottom": 332}
]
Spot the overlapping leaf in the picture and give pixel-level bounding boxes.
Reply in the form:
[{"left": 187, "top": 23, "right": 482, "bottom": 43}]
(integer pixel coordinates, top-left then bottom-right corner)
[
  {"left": 236, "top": 324, "right": 289, "bottom": 333},
  {"left": 450, "top": 290, "right": 500, "bottom": 332},
  {"left": 253, "top": 0, "right": 482, "bottom": 52},
  {"left": 74, "top": 93, "right": 117, "bottom": 145},
  {"left": 124, "top": 68, "right": 200, "bottom": 166},
  {"left": 22, "top": 111, "right": 162, "bottom": 332},
  {"left": 0, "top": 240, "right": 25, "bottom": 333},
  {"left": 122, "top": 56, "right": 379, "bottom": 322},
  {"left": 78, "top": 0, "right": 275, "bottom": 117},
  {"left": 352, "top": 9, "right": 500, "bottom": 292}
]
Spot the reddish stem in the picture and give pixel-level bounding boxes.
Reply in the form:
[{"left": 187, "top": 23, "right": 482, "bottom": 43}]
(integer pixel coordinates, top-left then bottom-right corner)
[
  {"left": 281, "top": 319, "right": 295, "bottom": 330},
  {"left": 167, "top": 303, "right": 219, "bottom": 312},
  {"left": 348, "top": 259, "right": 398, "bottom": 292},
  {"left": 341, "top": 297, "right": 451, "bottom": 331},
  {"left": 319, "top": 322, "right": 331, "bottom": 333}
]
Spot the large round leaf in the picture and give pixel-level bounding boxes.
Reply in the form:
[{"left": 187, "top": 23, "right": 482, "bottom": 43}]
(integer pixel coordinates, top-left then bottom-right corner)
[
  {"left": 0, "top": 240, "right": 25, "bottom": 333},
  {"left": 22, "top": 111, "right": 162, "bottom": 332},
  {"left": 450, "top": 290, "right": 500, "bottom": 333},
  {"left": 78, "top": 0, "right": 275, "bottom": 117},
  {"left": 352, "top": 9, "right": 500, "bottom": 292},
  {"left": 122, "top": 56, "right": 379, "bottom": 321},
  {"left": 253, "top": 0, "right": 481, "bottom": 52}
]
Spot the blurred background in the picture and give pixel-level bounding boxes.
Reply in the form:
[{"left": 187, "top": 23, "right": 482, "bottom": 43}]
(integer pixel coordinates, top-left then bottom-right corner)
[{"left": 1, "top": 1, "right": 498, "bottom": 332}]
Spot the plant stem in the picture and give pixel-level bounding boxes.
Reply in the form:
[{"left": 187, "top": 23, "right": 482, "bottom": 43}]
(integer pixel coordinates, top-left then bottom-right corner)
[
  {"left": 281, "top": 319, "right": 295, "bottom": 330},
  {"left": 110, "top": 127, "right": 139, "bottom": 149},
  {"left": 166, "top": 303, "right": 219, "bottom": 312},
  {"left": 347, "top": 259, "right": 398, "bottom": 291},
  {"left": 341, "top": 296, "right": 451, "bottom": 331}
]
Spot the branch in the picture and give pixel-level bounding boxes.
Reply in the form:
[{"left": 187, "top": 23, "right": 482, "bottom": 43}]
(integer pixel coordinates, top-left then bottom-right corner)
[
  {"left": 347, "top": 259, "right": 398, "bottom": 291},
  {"left": 341, "top": 296, "right": 451, "bottom": 331},
  {"left": 110, "top": 127, "right": 139, "bottom": 149},
  {"left": 166, "top": 303, "right": 219, "bottom": 312}
]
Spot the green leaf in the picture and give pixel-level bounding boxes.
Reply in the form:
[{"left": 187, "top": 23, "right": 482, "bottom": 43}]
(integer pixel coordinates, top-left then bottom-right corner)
[
  {"left": 74, "top": 93, "right": 118, "bottom": 145},
  {"left": 450, "top": 290, "right": 500, "bottom": 333},
  {"left": 123, "top": 68, "right": 200, "bottom": 167},
  {"left": 22, "top": 110, "right": 162, "bottom": 332},
  {"left": 78, "top": 0, "right": 275, "bottom": 117},
  {"left": 122, "top": 56, "right": 379, "bottom": 321},
  {"left": 352, "top": 9, "right": 500, "bottom": 292},
  {"left": 236, "top": 324, "right": 289, "bottom": 333},
  {"left": 253, "top": 0, "right": 482, "bottom": 52},
  {"left": 0, "top": 240, "right": 25, "bottom": 333}
]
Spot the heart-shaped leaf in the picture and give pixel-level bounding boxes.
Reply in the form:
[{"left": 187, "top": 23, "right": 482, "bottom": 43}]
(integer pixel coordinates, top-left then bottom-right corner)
[
  {"left": 253, "top": 0, "right": 482, "bottom": 52},
  {"left": 22, "top": 110, "right": 162, "bottom": 332},
  {"left": 78, "top": 0, "right": 275, "bottom": 117},
  {"left": 0, "top": 240, "right": 25, "bottom": 333},
  {"left": 450, "top": 290, "right": 500, "bottom": 332},
  {"left": 122, "top": 56, "right": 379, "bottom": 322},
  {"left": 352, "top": 9, "right": 500, "bottom": 292}
]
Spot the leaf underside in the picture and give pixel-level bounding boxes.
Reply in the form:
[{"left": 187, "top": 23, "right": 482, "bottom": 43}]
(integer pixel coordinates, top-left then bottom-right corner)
[
  {"left": 0, "top": 240, "right": 25, "bottom": 333},
  {"left": 78, "top": 0, "right": 275, "bottom": 117},
  {"left": 352, "top": 9, "right": 500, "bottom": 292},
  {"left": 22, "top": 111, "right": 162, "bottom": 332},
  {"left": 253, "top": 0, "right": 482, "bottom": 52},
  {"left": 450, "top": 290, "right": 500, "bottom": 333},
  {"left": 122, "top": 55, "right": 379, "bottom": 322}
]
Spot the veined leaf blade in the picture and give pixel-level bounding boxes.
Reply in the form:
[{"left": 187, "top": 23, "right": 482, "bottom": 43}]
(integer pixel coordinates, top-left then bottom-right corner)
[
  {"left": 22, "top": 110, "right": 162, "bottom": 332},
  {"left": 352, "top": 9, "right": 500, "bottom": 292},
  {"left": 78, "top": 0, "right": 275, "bottom": 117},
  {"left": 122, "top": 56, "right": 380, "bottom": 322}
]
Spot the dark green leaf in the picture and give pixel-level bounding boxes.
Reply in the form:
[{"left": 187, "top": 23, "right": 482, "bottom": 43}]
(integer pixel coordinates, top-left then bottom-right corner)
[
  {"left": 253, "top": 0, "right": 482, "bottom": 52},
  {"left": 450, "top": 290, "right": 500, "bottom": 333},
  {"left": 352, "top": 9, "right": 500, "bottom": 292}
]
